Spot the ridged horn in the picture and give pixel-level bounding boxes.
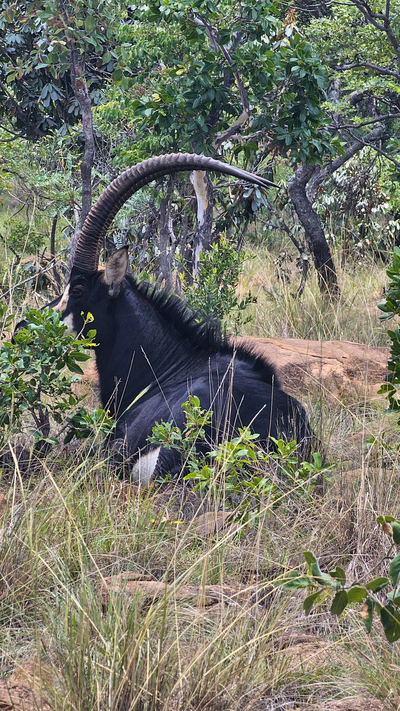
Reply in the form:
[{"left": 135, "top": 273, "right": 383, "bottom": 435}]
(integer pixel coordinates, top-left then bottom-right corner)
[{"left": 73, "top": 152, "right": 278, "bottom": 273}]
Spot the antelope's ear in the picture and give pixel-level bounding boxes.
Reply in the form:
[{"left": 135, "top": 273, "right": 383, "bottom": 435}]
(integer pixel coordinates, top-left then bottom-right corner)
[{"left": 104, "top": 247, "right": 129, "bottom": 296}]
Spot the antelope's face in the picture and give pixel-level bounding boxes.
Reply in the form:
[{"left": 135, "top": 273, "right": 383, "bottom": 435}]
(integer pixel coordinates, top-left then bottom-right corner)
[
  {"left": 52, "top": 248, "right": 130, "bottom": 338},
  {"left": 53, "top": 282, "right": 77, "bottom": 334}
]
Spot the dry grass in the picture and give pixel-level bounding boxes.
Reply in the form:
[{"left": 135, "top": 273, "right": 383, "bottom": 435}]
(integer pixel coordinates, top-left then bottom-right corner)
[
  {"left": 1, "top": 248, "right": 400, "bottom": 710},
  {"left": 1, "top": 444, "right": 399, "bottom": 710},
  {"left": 240, "top": 249, "right": 388, "bottom": 346}
]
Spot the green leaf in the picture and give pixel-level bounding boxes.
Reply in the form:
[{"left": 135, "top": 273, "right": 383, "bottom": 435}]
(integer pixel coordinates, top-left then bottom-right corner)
[
  {"left": 112, "top": 68, "right": 123, "bottom": 83},
  {"left": 85, "top": 15, "right": 96, "bottom": 33},
  {"left": 330, "top": 590, "right": 348, "bottom": 616},
  {"left": 377, "top": 515, "right": 396, "bottom": 524},
  {"left": 64, "top": 430, "right": 75, "bottom": 444},
  {"left": 330, "top": 566, "right": 346, "bottom": 586},
  {"left": 310, "top": 562, "right": 335, "bottom": 586},
  {"left": 303, "top": 551, "right": 318, "bottom": 566},
  {"left": 361, "top": 598, "right": 375, "bottom": 633},
  {"left": 303, "top": 590, "right": 322, "bottom": 616},
  {"left": 66, "top": 358, "right": 84, "bottom": 375},
  {"left": 379, "top": 312, "right": 395, "bottom": 321},
  {"left": 380, "top": 604, "right": 400, "bottom": 643},
  {"left": 389, "top": 554, "right": 400, "bottom": 588},
  {"left": 69, "top": 351, "right": 90, "bottom": 362},
  {"left": 393, "top": 522, "right": 400, "bottom": 545},
  {"left": 347, "top": 586, "right": 367, "bottom": 603},
  {"left": 280, "top": 570, "right": 311, "bottom": 589},
  {"left": 365, "top": 577, "right": 390, "bottom": 592}
]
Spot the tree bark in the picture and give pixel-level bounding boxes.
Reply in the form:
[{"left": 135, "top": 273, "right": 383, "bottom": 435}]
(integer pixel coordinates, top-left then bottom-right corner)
[
  {"left": 69, "top": 51, "right": 94, "bottom": 227},
  {"left": 158, "top": 177, "right": 176, "bottom": 291},
  {"left": 190, "top": 170, "right": 214, "bottom": 276},
  {"left": 65, "top": 207, "right": 81, "bottom": 283},
  {"left": 288, "top": 165, "right": 339, "bottom": 295},
  {"left": 65, "top": 65, "right": 94, "bottom": 279},
  {"left": 49, "top": 214, "right": 62, "bottom": 294},
  {"left": 62, "top": 0, "right": 95, "bottom": 281}
]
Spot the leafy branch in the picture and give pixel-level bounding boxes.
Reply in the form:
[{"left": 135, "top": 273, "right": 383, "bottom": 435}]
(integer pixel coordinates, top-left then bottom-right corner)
[{"left": 279, "top": 516, "right": 400, "bottom": 643}]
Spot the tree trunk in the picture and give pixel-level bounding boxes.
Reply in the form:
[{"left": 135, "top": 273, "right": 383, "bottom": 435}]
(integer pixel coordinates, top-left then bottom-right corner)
[
  {"left": 65, "top": 207, "right": 81, "bottom": 283},
  {"left": 288, "top": 165, "right": 340, "bottom": 295},
  {"left": 158, "top": 177, "right": 176, "bottom": 291},
  {"left": 74, "top": 75, "right": 94, "bottom": 227},
  {"left": 50, "top": 214, "right": 57, "bottom": 258},
  {"left": 288, "top": 122, "right": 387, "bottom": 295},
  {"left": 65, "top": 36, "right": 95, "bottom": 281},
  {"left": 49, "top": 214, "right": 62, "bottom": 294},
  {"left": 190, "top": 170, "right": 214, "bottom": 275},
  {"left": 69, "top": 48, "right": 94, "bottom": 227}
]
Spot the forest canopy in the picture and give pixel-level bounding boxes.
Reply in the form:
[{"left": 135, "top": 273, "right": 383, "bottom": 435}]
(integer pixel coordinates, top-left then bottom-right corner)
[{"left": 1, "top": 0, "right": 400, "bottom": 294}]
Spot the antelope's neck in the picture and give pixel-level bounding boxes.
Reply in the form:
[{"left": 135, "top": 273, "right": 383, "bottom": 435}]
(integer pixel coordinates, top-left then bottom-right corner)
[{"left": 94, "top": 290, "right": 202, "bottom": 416}]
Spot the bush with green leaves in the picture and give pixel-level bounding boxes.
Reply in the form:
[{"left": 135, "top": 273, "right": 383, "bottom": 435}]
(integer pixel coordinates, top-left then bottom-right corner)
[
  {"left": 315, "top": 149, "right": 399, "bottom": 254},
  {"left": 0, "top": 304, "right": 114, "bottom": 451},
  {"left": 378, "top": 246, "right": 400, "bottom": 414},
  {"left": 3, "top": 217, "right": 46, "bottom": 256},
  {"left": 280, "top": 515, "right": 400, "bottom": 643},
  {"left": 180, "top": 237, "right": 256, "bottom": 335},
  {"left": 149, "top": 395, "right": 329, "bottom": 522}
]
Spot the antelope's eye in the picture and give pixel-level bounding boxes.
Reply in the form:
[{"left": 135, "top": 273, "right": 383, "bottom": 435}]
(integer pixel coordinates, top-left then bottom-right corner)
[{"left": 70, "top": 284, "right": 84, "bottom": 298}]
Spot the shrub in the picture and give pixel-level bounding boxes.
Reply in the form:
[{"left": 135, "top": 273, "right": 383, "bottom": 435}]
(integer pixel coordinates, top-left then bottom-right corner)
[
  {"left": 180, "top": 237, "right": 256, "bottom": 334},
  {"left": 149, "top": 395, "right": 329, "bottom": 523},
  {"left": 0, "top": 304, "right": 114, "bottom": 452},
  {"left": 377, "top": 246, "right": 400, "bottom": 415},
  {"left": 3, "top": 216, "right": 46, "bottom": 255},
  {"left": 280, "top": 515, "right": 400, "bottom": 643}
]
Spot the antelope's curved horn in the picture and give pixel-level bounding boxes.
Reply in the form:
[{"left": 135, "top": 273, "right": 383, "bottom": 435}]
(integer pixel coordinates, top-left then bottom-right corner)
[{"left": 73, "top": 153, "right": 278, "bottom": 273}]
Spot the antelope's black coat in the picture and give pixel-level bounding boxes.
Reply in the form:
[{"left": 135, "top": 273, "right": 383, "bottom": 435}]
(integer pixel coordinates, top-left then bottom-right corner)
[{"left": 58, "top": 261, "right": 312, "bottom": 478}]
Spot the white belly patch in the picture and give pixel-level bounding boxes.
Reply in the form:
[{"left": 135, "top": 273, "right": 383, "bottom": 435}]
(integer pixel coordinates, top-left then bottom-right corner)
[{"left": 131, "top": 447, "right": 160, "bottom": 484}]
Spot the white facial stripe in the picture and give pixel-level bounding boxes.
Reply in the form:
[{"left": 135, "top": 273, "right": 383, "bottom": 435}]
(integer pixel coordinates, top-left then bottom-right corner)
[
  {"left": 54, "top": 284, "right": 70, "bottom": 313},
  {"left": 62, "top": 313, "right": 77, "bottom": 335},
  {"left": 131, "top": 447, "right": 160, "bottom": 484}
]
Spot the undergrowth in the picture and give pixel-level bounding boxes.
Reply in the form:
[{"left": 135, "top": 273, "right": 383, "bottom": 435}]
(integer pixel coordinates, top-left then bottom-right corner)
[
  {"left": 241, "top": 248, "right": 388, "bottom": 345},
  {"left": 0, "top": 247, "right": 399, "bottom": 709}
]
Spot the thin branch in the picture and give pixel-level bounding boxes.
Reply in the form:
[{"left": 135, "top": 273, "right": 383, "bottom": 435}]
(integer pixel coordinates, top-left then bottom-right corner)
[
  {"left": 384, "top": 19, "right": 400, "bottom": 73},
  {"left": 191, "top": 14, "right": 250, "bottom": 114},
  {"left": 264, "top": 196, "right": 305, "bottom": 255},
  {"left": 338, "top": 113, "right": 400, "bottom": 129},
  {"left": 350, "top": 0, "right": 386, "bottom": 30},
  {"left": 260, "top": 197, "right": 310, "bottom": 297},
  {"left": 0, "top": 134, "right": 25, "bottom": 143},
  {"left": 349, "top": 0, "right": 400, "bottom": 72},
  {"left": 0, "top": 232, "right": 20, "bottom": 261},
  {"left": 213, "top": 109, "right": 251, "bottom": 148},
  {"left": 333, "top": 62, "right": 400, "bottom": 80},
  {"left": 0, "top": 80, "right": 45, "bottom": 138},
  {"left": 307, "top": 123, "right": 386, "bottom": 203},
  {"left": 0, "top": 120, "right": 22, "bottom": 136},
  {"left": 344, "top": 127, "right": 400, "bottom": 168},
  {"left": 0, "top": 118, "right": 29, "bottom": 141}
]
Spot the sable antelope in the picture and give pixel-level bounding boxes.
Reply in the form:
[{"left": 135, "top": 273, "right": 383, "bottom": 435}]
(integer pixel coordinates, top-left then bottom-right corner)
[{"left": 47, "top": 154, "right": 313, "bottom": 481}]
